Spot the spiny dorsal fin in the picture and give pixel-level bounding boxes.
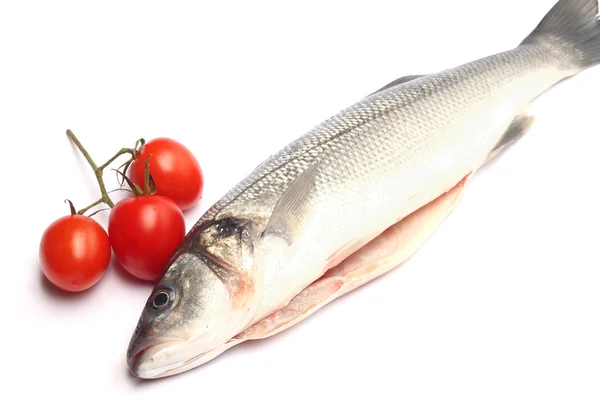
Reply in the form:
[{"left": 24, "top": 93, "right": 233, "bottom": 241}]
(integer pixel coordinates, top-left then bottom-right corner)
[
  {"left": 369, "top": 74, "right": 427, "bottom": 96},
  {"left": 261, "top": 162, "right": 319, "bottom": 244}
]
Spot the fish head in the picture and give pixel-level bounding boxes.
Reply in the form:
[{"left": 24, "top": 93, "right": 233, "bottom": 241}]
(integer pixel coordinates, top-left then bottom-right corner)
[{"left": 126, "top": 217, "right": 258, "bottom": 379}]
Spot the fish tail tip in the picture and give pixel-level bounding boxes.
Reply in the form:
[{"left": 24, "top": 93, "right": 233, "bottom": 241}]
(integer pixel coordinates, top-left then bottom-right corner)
[{"left": 521, "top": 0, "right": 600, "bottom": 69}]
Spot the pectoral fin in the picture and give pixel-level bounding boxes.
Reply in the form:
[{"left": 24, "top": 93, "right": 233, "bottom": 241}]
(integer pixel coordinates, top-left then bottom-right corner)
[{"left": 261, "top": 162, "right": 319, "bottom": 244}]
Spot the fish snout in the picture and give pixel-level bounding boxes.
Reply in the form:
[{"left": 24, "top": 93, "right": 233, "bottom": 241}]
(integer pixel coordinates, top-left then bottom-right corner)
[{"left": 128, "top": 340, "right": 186, "bottom": 379}]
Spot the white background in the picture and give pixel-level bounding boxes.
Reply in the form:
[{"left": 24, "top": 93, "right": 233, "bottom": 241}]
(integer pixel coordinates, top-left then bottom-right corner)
[{"left": 2, "top": 0, "right": 599, "bottom": 398}]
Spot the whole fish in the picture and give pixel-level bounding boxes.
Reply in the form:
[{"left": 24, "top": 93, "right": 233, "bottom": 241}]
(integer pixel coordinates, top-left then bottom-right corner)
[{"left": 127, "top": 0, "right": 600, "bottom": 379}]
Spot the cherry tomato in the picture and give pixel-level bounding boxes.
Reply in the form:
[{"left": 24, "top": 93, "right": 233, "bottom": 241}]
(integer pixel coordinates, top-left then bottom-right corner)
[
  {"left": 39, "top": 215, "right": 111, "bottom": 292},
  {"left": 129, "top": 138, "right": 203, "bottom": 211},
  {"left": 108, "top": 195, "right": 186, "bottom": 282}
]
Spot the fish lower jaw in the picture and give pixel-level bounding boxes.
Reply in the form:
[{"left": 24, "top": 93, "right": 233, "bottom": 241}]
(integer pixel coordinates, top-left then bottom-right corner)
[
  {"left": 128, "top": 340, "right": 191, "bottom": 379},
  {"left": 132, "top": 359, "right": 187, "bottom": 380},
  {"left": 129, "top": 335, "right": 241, "bottom": 379},
  {"left": 151, "top": 346, "right": 232, "bottom": 379}
]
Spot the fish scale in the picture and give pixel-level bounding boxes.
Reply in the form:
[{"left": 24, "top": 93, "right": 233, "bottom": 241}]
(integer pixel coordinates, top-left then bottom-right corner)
[
  {"left": 196, "top": 43, "right": 577, "bottom": 327},
  {"left": 127, "top": 0, "right": 600, "bottom": 379},
  {"left": 203, "top": 50, "right": 540, "bottom": 228}
]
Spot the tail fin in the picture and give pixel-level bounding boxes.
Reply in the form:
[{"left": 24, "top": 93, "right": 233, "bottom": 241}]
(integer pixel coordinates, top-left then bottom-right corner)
[{"left": 521, "top": 0, "right": 600, "bottom": 68}]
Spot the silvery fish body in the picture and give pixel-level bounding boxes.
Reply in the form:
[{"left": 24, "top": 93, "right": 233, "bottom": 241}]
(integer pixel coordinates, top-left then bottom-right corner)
[{"left": 126, "top": 0, "right": 600, "bottom": 379}]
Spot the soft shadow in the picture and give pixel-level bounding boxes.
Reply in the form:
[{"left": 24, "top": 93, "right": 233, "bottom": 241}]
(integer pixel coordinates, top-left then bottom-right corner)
[
  {"left": 182, "top": 200, "right": 207, "bottom": 229},
  {"left": 38, "top": 269, "right": 99, "bottom": 300},
  {"left": 38, "top": 255, "right": 153, "bottom": 301},
  {"left": 111, "top": 256, "right": 153, "bottom": 288},
  {"left": 182, "top": 198, "right": 204, "bottom": 216}
]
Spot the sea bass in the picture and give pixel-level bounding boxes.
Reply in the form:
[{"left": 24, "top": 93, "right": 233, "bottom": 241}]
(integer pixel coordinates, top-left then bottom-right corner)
[{"left": 127, "top": 0, "right": 600, "bottom": 379}]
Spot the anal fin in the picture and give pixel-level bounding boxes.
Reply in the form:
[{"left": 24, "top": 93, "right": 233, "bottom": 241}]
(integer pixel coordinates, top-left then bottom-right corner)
[
  {"left": 236, "top": 173, "right": 473, "bottom": 341},
  {"left": 487, "top": 114, "right": 535, "bottom": 162}
]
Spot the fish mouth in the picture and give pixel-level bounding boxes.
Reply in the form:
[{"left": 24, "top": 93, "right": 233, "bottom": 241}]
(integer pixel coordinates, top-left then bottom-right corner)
[
  {"left": 128, "top": 340, "right": 189, "bottom": 379},
  {"left": 129, "top": 338, "right": 242, "bottom": 380},
  {"left": 152, "top": 339, "right": 241, "bottom": 379}
]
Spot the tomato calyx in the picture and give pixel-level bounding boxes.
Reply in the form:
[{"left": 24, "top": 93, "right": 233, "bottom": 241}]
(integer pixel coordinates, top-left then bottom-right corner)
[
  {"left": 64, "top": 199, "right": 77, "bottom": 215},
  {"left": 115, "top": 155, "right": 157, "bottom": 197},
  {"left": 117, "top": 138, "right": 146, "bottom": 187}
]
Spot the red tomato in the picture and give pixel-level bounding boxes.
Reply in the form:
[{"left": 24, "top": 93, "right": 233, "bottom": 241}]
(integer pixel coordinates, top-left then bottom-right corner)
[
  {"left": 39, "top": 215, "right": 112, "bottom": 292},
  {"left": 129, "top": 138, "right": 203, "bottom": 211},
  {"left": 108, "top": 195, "right": 186, "bottom": 282}
]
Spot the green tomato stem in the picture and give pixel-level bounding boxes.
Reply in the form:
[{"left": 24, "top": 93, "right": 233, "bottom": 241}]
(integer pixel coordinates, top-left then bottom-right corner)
[
  {"left": 66, "top": 129, "right": 144, "bottom": 214},
  {"left": 66, "top": 129, "right": 116, "bottom": 209},
  {"left": 76, "top": 198, "right": 105, "bottom": 215},
  {"left": 98, "top": 148, "right": 133, "bottom": 171}
]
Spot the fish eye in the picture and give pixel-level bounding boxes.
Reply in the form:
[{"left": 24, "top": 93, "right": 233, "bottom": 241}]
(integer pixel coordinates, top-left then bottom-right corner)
[
  {"left": 153, "top": 291, "right": 169, "bottom": 308},
  {"left": 149, "top": 285, "right": 176, "bottom": 310}
]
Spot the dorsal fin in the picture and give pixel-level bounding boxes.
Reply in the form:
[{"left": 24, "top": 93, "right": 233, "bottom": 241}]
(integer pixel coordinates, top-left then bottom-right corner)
[{"left": 369, "top": 74, "right": 426, "bottom": 96}]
